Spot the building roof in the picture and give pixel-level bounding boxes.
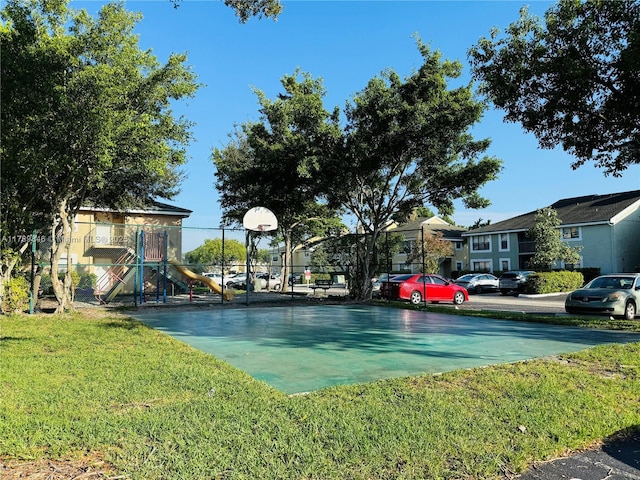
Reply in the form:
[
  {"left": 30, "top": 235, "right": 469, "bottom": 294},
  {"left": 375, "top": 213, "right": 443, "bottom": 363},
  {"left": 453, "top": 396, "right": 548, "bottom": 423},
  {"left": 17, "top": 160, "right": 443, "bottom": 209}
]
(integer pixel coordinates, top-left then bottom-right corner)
[
  {"left": 462, "top": 190, "right": 640, "bottom": 235},
  {"left": 144, "top": 200, "right": 193, "bottom": 217},
  {"left": 80, "top": 200, "right": 192, "bottom": 218},
  {"left": 389, "top": 216, "right": 466, "bottom": 240}
]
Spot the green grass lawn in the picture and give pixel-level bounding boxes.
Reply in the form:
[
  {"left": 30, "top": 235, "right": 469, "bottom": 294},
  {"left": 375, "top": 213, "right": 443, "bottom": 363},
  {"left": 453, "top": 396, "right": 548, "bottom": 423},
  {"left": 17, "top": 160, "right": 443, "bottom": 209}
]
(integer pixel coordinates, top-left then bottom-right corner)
[{"left": 1, "top": 307, "right": 639, "bottom": 479}]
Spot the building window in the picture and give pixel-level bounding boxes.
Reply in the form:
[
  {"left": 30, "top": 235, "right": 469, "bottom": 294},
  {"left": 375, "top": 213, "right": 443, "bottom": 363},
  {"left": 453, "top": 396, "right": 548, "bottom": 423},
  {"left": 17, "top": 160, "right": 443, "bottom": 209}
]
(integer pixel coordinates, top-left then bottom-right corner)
[
  {"left": 401, "top": 240, "right": 412, "bottom": 255},
  {"left": 517, "top": 231, "right": 535, "bottom": 254},
  {"left": 472, "top": 260, "right": 491, "bottom": 271},
  {"left": 500, "top": 259, "right": 510, "bottom": 271},
  {"left": 455, "top": 261, "right": 463, "bottom": 271},
  {"left": 562, "top": 227, "right": 581, "bottom": 240},
  {"left": 454, "top": 241, "right": 463, "bottom": 250},
  {"left": 471, "top": 235, "right": 491, "bottom": 252},
  {"left": 499, "top": 233, "right": 509, "bottom": 251}
]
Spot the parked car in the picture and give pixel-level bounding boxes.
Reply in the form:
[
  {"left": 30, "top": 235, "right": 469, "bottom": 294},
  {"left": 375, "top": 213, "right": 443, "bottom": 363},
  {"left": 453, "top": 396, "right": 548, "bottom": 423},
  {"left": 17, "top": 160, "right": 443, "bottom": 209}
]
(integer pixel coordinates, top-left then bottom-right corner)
[
  {"left": 499, "top": 271, "right": 535, "bottom": 296},
  {"left": 381, "top": 273, "right": 469, "bottom": 305},
  {"left": 202, "top": 272, "right": 223, "bottom": 285},
  {"left": 227, "top": 274, "right": 268, "bottom": 290},
  {"left": 288, "top": 273, "right": 303, "bottom": 286},
  {"left": 257, "top": 272, "right": 281, "bottom": 290},
  {"left": 224, "top": 273, "right": 245, "bottom": 288},
  {"left": 565, "top": 273, "right": 640, "bottom": 320},
  {"left": 371, "top": 273, "right": 396, "bottom": 298},
  {"left": 225, "top": 274, "right": 245, "bottom": 289},
  {"left": 453, "top": 273, "right": 499, "bottom": 294}
]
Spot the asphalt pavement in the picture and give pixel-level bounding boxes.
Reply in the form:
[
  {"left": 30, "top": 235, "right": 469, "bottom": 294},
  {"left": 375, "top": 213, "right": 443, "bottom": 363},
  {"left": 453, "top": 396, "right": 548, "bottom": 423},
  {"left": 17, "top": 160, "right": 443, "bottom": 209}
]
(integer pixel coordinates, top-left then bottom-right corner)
[
  {"left": 292, "top": 284, "right": 571, "bottom": 315},
  {"left": 516, "top": 428, "right": 640, "bottom": 480},
  {"left": 462, "top": 291, "right": 569, "bottom": 315}
]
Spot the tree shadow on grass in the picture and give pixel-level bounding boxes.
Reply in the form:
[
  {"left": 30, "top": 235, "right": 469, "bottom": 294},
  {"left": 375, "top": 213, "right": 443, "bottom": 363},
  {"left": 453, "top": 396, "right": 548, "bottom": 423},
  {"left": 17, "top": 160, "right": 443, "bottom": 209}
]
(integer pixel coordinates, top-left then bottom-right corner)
[
  {"left": 0, "top": 336, "right": 33, "bottom": 344},
  {"left": 100, "top": 319, "right": 148, "bottom": 330}
]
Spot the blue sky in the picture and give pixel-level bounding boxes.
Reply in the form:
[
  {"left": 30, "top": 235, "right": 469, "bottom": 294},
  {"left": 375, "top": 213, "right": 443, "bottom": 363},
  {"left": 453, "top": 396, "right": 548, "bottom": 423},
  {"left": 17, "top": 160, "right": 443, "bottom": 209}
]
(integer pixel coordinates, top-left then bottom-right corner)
[{"left": 71, "top": 0, "right": 639, "bottom": 238}]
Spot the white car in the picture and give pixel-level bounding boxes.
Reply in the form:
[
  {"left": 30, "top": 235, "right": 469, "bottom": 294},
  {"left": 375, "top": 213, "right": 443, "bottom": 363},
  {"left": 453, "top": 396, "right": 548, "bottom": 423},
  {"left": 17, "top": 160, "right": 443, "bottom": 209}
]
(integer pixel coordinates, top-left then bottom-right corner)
[
  {"left": 227, "top": 274, "right": 268, "bottom": 290},
  {"left": 257, "top": 273, "right": 281, "bottom": 290},
  {"left": 202, "top": 272, "right": 223, "bottom": 285},
  {"left": 454, "top": 273, "right": 499, "bottom": 294}
]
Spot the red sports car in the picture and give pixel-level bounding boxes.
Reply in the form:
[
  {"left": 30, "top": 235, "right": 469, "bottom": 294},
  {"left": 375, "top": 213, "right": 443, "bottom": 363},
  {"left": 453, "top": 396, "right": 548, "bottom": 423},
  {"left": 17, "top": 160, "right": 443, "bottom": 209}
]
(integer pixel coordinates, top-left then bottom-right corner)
[{"left": 381, "top": 273, "right": 469, "bottom": 305}]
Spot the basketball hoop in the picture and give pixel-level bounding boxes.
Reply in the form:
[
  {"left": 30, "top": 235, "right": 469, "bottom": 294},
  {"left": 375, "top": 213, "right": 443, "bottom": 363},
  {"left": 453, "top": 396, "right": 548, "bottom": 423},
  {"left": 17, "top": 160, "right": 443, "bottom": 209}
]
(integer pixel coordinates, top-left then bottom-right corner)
[
  {"left": 243, "top": 207, "right": 278, "bottom": 232},
  {"left": 242, "top": 207, "right": 278, "bottom": 306}
]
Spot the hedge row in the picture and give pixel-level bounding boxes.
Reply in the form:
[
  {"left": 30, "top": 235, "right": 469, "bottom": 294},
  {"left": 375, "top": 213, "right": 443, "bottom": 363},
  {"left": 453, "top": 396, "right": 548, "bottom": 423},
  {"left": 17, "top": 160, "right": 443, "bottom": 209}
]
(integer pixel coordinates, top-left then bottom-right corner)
[{"left": 526, "top": 271, "right": 585, "bottom": 294}]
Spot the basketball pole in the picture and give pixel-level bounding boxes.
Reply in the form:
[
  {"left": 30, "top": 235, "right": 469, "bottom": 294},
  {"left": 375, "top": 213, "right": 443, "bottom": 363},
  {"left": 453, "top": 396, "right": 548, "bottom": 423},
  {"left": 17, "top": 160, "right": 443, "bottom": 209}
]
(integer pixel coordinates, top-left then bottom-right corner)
[
  {"left": 246, "top": 225, "right": 265, "bottom": 305},
  {"left": 242, "top": 207, "right": 278, "bottom": 306},
  {"left": 245, "top": 229, "right": 250, "bottom": 306}
]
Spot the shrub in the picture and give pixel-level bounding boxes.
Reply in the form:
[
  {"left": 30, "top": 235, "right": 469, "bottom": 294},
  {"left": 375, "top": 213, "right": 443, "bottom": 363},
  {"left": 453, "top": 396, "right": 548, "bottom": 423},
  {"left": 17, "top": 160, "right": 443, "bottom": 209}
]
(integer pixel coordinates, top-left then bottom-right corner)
[
  {"left": 309, "top": 273, "right": 332, "bottom": 283},
  {"left": 526, "top": 271, "right": 584, "bottom": 294},
  {"left": 68, "top": 270, "right": 80, "bottom": 287},
  {"left": 40, "top": 271, "right": 83, "bottom": 295},
  {"left": 78, "top": 273, "right": 97, "bottom": 289},
  {"left": 40, "top": 274, "right": 53, "bottom": 295},
  {"left": 2, "top": 276, "right": 30, "bottom": 313}
]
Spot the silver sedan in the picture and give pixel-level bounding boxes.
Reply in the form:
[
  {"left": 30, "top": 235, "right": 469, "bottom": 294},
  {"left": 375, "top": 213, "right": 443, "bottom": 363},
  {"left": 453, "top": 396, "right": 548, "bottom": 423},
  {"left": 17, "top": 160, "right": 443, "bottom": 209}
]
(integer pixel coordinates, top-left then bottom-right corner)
[
  {"left": 565, "top": 273, "right": 640, "bottom": 320},
  {"left": 453, "top": 273, "right": 499, "bottom": 294}
]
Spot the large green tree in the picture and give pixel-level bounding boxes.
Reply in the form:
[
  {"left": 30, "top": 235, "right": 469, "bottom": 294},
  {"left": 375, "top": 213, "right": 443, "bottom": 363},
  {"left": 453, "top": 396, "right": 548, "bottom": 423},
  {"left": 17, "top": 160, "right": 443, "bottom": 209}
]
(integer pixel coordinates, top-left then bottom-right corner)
[
  {"left": 468, "top": 0, "right": 640, "bottom": 176},
  {"left": 1, "top": 0, "right": 70, "bottom": 301},
  {"left": 528, "top": 207, "right": 582, "bottom": 271},
  {"left": 322, "top": 39, "right": 502, "bottom": 299},
  {"left": 220, "top": 0, "right": 282, "bottom": 23},
  {"left": 213, "top": 71, "right": 345, "bottom": 290},
  {"left": 185, "top": 238, "right": 245, "bottom": 269},
  {"left": 170, "top": 0, "right": 282, "bottom": 23},
  {"left": 1, "top": 0, "right": 199, "bottom": 312}
]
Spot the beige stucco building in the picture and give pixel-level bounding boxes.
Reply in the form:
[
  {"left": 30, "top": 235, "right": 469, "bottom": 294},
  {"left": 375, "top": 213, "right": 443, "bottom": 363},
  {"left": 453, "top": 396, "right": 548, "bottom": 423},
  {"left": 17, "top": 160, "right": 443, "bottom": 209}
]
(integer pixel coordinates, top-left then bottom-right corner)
[
  {"left": 62, "top": 201, "right": 192, "bottom": 301},
  {"left": 383, "top": 216, "right": 467, "bottom": 278}
]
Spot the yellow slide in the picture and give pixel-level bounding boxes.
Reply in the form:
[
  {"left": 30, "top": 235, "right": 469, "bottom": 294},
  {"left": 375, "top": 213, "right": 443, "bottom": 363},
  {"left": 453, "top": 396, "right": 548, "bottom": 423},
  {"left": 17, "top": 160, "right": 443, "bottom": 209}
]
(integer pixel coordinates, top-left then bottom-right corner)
[{"left": 169, "top": 261, "right": 235, "bottom": 301}]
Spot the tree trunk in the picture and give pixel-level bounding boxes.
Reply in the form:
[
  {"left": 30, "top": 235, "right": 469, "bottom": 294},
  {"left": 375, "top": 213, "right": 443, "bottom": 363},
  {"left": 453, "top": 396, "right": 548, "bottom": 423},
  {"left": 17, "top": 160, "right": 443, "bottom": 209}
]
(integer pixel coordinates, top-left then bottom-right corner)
[
  {"left": 349, "top": 232, "right": 377, "bottom": 301},
  {"left": 32, "top": 263, "right": 45, "bottom": 312},
  {"left": 50, "top": 200, "right": 74, "bottom": 313},
  {"left": 279, "top": 231, "right": 293, "bottom": 293}
]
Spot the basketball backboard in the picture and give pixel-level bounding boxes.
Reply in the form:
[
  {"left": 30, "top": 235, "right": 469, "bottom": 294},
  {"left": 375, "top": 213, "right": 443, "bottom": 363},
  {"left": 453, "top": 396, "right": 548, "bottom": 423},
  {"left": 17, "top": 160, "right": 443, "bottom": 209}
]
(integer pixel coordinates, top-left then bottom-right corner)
[{"left": 243, "top": 207, "right": 278, "bottom": 232}]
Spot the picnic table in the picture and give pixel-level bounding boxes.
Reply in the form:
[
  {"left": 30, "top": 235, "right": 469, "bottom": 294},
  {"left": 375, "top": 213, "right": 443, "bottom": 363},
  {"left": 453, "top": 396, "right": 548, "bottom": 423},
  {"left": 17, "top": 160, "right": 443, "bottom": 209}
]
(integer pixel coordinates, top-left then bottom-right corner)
[{"left": 310, "top": 278, "right": 333, "bottom": 293}]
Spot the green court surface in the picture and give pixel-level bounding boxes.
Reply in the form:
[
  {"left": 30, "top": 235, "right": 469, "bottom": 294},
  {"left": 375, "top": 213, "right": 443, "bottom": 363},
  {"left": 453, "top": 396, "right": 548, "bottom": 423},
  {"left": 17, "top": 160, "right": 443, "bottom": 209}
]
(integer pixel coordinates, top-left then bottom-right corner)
[{"left": 133, "top": 305, "right": 640, "bottom": 394}]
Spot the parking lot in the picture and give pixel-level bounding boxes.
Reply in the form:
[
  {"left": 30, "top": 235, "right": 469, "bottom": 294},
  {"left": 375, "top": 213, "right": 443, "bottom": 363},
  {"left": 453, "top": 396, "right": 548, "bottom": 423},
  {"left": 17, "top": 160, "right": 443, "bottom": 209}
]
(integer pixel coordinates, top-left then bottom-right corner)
[
  {"left": 287, "top": 282, "right": 569, "bottom": 315},
  {"left": 460, "top": 291, "right": 568, "bottom": 315}
]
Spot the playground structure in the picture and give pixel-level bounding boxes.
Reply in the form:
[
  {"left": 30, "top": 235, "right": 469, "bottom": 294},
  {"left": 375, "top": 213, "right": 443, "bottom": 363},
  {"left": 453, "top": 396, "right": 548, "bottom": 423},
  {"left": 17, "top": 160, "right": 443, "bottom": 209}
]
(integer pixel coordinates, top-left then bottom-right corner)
[
  {"left": 81, "top": 226, "right": 234, "bottom": 305},
  {"left": 31, "top": 206, "right": 284, "bottom": 307}
]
